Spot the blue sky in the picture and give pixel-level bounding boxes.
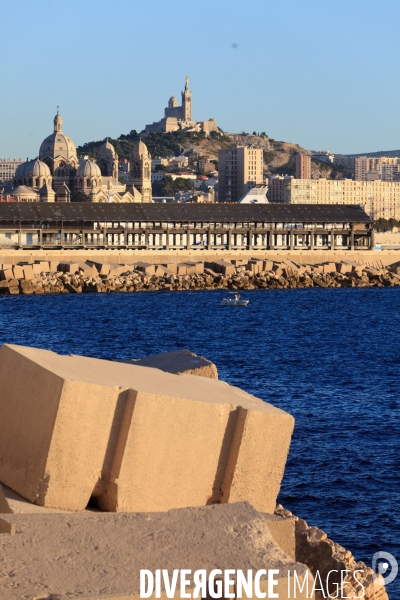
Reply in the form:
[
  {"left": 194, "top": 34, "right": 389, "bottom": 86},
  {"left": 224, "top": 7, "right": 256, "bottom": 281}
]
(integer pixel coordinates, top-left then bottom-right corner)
[{"left": 1, "top": 0, "right": 399, "bottom": 158}]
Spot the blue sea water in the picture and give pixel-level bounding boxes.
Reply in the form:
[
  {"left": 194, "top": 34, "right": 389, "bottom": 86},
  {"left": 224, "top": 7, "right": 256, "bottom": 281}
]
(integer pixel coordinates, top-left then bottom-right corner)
[{"left": 0, "top": 288, "right": 399, "bottom": 596}]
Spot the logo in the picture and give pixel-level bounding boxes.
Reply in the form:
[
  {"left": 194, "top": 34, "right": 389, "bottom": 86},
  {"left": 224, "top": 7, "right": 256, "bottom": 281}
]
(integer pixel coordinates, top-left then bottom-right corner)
[{"left": 372, "top": 551, "right": 398, "bottom": 585}]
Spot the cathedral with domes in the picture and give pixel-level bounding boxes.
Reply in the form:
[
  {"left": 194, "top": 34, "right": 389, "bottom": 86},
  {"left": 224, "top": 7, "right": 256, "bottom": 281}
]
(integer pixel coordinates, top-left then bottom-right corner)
[{"left": 10, "top": 111, "right": 152, "bottom": 203}]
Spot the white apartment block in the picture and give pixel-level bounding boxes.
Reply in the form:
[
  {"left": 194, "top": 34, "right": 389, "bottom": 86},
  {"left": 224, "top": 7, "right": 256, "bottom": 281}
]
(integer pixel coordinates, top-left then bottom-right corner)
[
  {"left": 277, "top": 178, "right": 400, "bottom": 220},
  {"left": 312, "top": 151, "right": 335, "bottom": 164},
  {"left": 0, "top": 158, "right": 24, "bottom": 182}
]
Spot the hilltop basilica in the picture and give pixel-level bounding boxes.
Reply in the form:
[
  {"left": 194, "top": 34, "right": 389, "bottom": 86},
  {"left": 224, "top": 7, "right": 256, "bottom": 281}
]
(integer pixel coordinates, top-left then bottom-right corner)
[
  {"left": 144, "top": 76, "right": 218, "bottom": 135},
  {"left": 10, "top": 111, "right": 152, "bottom": 203}
]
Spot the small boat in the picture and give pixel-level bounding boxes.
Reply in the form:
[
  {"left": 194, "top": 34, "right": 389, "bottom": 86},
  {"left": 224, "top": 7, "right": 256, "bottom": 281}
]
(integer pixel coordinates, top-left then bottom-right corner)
[{"left": 220, "top": 292, "right": 249, "bottom": 307}]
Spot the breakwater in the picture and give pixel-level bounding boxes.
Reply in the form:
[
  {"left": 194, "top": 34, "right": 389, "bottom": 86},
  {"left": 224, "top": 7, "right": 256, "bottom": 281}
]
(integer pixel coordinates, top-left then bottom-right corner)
[
  {"left": 0, "top": 288, "right": 399, "bottom": 598},
  {"left": 1, "top": 256, "right": 400, "bottom": 294}
]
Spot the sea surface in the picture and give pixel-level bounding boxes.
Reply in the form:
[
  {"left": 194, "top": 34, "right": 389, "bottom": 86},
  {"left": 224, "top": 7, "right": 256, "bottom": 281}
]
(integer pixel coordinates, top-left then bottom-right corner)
[{"left": 0, "top": 288, "right": 399, "bottom": 595}]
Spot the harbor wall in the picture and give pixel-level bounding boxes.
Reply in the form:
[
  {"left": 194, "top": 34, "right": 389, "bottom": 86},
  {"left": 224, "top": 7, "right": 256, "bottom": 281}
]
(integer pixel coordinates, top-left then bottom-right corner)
[{"left": 1, "top": 248, "right": 399, "bottom": 267}]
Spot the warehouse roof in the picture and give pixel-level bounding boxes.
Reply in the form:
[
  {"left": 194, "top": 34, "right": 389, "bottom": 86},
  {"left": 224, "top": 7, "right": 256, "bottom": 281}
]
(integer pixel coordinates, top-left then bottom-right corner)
[{"left": 0, "top": 203, "right": 371, "bottom": 223}]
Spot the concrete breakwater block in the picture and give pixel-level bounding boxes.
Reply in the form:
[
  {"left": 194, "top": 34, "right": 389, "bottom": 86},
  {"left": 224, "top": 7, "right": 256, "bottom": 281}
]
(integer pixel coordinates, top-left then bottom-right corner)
[
  {"left": 0, "top": 503, "right": 312, "bottom": 600},
  {"left": 0, "top": 518, "right": 15, "bottom": 535},
  {"left": 0, "top": 485, "right": 12, "bottom": 514},
  {"left": 0, "top": 345, "right": 293, "bottom": 513},
  {"left": 125, "top": 349, "right": 218, "bottom": 379},
  {"left": 205, "top": 260, "right": 235, "bottom": 276}
]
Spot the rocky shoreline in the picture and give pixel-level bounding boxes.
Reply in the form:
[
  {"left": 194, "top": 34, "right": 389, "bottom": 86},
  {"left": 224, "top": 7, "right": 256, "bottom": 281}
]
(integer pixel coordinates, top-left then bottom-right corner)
[{"left": 1, "top": 257, "right": 400, "bottom": 294}]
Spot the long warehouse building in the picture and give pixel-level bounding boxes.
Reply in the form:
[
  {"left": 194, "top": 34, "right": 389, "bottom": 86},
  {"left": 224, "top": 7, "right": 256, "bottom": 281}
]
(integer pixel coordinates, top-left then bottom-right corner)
[{"left": 0, "top": 203, "right": 373, "bottom": 251}]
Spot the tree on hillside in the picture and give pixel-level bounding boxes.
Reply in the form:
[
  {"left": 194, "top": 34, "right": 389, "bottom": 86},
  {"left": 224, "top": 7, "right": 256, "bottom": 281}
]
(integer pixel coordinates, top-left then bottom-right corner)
[
  {"left": 152, "top": 176, "right": 193, "bottom": 197},
  {"left": 374, "top": 217, "right": 400, "bottom": 231}
]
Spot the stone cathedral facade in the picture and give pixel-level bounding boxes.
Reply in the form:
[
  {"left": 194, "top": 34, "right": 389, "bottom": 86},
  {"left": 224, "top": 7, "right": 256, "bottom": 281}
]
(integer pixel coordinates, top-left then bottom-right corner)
[{"left": 9, "top": 111, "right": 152, "bottom": 203}]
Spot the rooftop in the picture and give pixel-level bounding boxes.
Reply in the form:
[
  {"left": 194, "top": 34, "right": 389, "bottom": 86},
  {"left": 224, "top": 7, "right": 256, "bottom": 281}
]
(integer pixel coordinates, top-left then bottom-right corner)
[{"left": 0, "top": 203, "right": 371, "bottom": 223}]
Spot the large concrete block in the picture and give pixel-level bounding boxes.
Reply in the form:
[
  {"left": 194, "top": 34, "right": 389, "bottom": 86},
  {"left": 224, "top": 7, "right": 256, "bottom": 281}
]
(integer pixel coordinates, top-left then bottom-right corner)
[
  {"left": 231, "top": 259, "right": 247, "bottom": 266},
  {"left": 221, "top": 405, "right": 294, "bottom": 513},
  {"left": 124, "top": 349, "right": 218, "bottom": 379},
  {"left": 0, "top": 345, "right": 294, "bottom": 514},
  {"left": 135, "top": 262, "right": 156, "bottom": 275},
  {"left": 0, "top": 503, "right": 313, "bottom": 599},
  {"left": 211, "top": 260, "right": 236, "bottom": 276},
  {"left": 97, "top": 387, "right": 234, "bottom": 512},
  {"left": 191, "top": 261, "right": 204, "bottom": 274},
  {"left": 183, "top": 262, "right": 204, "bottom": 275},
  {"left": 155, "top": 265, "right": 168, "bottom": 276},
  {"left": 12, "top": 265, "right": 24, "bottom": 279},
  {"left": 58, "top": 261, "right": 80, "bottom": 274},
  {"left": 0, "top": 518, "right": 15, "bottom": 535},
  {"left": 322, "top": 262, "right": 336, "bottom": 274},
  {"left": 108, "top": 265, "right": 127, "bottom": 277},
  {"left": 176, "top": 263, "right": 187, "bottom": 275},
  {"left": 162, "top": 263, "right": 178, "bottom": 274},
  {"left": 0, "top": 345, "right": 129, "bottom": 511},
  {"left": 263, "top": 260, "right": 274, "bottom": 272},
  {"left": 263, "top": 513, "right": 296, "bottom": 560},
  {"left": 33, "top": 261, "right": 50, "bottom": 274},
  {"left": 78, "top": 263, "right": 98, "bottom": 276},
  {"left": 1, "top": 483, "right": 65, "bottom": 514},
  {"left": 0, "top": 485, "right": 12, "bottom": 514},
  {"left": 87, "top": 260, "right": 111, "bottom": 276},
  {"left": 98, "top": 377, "right": 293, "bottom": 513},
  {"left": 184, "top": 263, "right": 196, "bottom": 275},
  {"left": 48, "top": 261, "right": 60, "bottom": 272},
  {"left": 281, "top": 266, "right": 293, "bottom": 277},
  {"left": 204, "top": 268, "right": 219, "bottom": 278},
  {"left": 0, "top": 268, "right": 13, "bottom": 281},
  {"left": 22, "top": 265, "right": 34, "bottom": 280}
]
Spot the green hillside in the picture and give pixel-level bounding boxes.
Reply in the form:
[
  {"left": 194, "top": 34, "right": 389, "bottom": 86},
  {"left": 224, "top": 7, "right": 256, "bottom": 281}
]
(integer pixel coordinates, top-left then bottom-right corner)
[{"left": 76, "top": 130, "right": 228, "bottom": 160}]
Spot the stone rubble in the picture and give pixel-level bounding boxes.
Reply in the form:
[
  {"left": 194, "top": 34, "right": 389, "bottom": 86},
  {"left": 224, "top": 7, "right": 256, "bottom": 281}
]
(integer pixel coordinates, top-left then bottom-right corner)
[
  {"left": 1, "top": 258, "right": 400, "bottom": 295},
  {"left": 275, "top": 505, "right": 389, "bottom": 600}
]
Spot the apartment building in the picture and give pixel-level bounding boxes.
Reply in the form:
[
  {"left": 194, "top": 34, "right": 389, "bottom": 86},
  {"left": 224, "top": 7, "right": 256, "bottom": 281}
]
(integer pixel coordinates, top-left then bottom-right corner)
[
  {"left": 268, "top": 175, "right": 293, "bottom": 203},
  {"left": 0, "top": 159, "right": 24, "bottom": 182},
  {"left": 295, "top": 154, "right": 311, "bottom": 179},
  {"left": 218, "top": 146, "right": 263, "bottom": 202},
  {"left": 312, "top": 151, "right": 334, "bottom": 164},
  {"left": 333, "top": 155, "right": 356, "bottom": 170},
  {"left": 274, "top": 177, "right": 400, "bottom": 220},
  {"left": 355, "top": 156, "right": 400, "bottom": 181},
  {"left": 198, "top": 159, "right": 216, "bottom": 173}
]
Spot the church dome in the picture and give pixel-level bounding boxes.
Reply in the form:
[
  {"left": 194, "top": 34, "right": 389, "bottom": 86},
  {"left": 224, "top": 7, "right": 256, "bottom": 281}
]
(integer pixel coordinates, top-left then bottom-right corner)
[
  {"left": 39, "top": 111, "right": 77, "bottom": 161},
  {"left": 76, "top": 158, "right": 102, "bottom": 178},
  {"left": 133, "top": 139, "right": 149, "bottom": 157},
  {"left": 15, "top": 158, "right": 51, "bottom": 179},
  {"left": 99, "top": 139, "right": 116, "bottom": 157},
  {"left": 168, "top": 96, "right": 178, "bottom": 108}
]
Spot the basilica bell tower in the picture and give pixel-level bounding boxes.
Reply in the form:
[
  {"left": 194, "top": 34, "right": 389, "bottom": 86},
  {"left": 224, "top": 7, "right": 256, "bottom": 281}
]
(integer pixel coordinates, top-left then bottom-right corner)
[
  {"left": 181, "top": 76, "right": 192, "bottom": 122},
  {"left": 129, "top": 140, "right": 152, "bottom": 203}
]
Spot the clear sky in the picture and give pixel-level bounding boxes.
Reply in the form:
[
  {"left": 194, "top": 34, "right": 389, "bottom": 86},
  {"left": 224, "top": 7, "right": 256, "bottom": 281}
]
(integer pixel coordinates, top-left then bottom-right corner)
[{"left": 1, "top": 0, "right": 400, "bottom": 158}]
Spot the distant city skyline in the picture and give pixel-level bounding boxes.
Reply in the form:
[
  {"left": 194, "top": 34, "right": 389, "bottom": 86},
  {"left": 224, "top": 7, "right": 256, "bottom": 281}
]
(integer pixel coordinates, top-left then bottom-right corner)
[{"left": 1, "top": 0, "right": 400, "bottom": 158}]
